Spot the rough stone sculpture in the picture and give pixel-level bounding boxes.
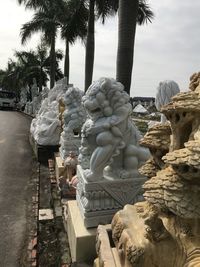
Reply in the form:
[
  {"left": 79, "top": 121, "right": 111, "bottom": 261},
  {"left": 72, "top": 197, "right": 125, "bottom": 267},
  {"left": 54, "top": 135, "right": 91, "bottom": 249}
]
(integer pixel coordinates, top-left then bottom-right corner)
[
  {"left": 59, "top": 86, "right": 86, "bottom": 159},
  {"left": 189, "top": 71, "right": 200, "bottom": 91},
  {"left": 96, "top": 74, "right": 200, "bottom": 267},
  {"left": 30, "top": 78, "right": 68, "bottom": 145},
  {"left": 155, "top": 80, "right": 180, "bottom": 123},
  {"left": 139, "top": 122, "right": 171, "bottom": 178},
  {"left": 77, "top": 77, "right": 150, "bottom": 228}
]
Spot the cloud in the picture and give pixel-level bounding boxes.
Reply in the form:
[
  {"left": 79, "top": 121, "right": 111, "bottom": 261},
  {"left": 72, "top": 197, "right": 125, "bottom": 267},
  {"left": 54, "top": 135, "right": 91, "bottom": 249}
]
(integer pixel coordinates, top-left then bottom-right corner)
[
  {"left": 1, "top": 1, "right": 200, "bottom": 97},
  {"left": 133, "top": 0, "right": 200, "bottom": 96}
]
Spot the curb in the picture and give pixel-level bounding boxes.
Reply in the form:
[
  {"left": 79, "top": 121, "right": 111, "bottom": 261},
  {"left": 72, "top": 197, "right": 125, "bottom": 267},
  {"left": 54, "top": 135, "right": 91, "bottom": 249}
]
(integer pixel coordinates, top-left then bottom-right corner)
[{"left": 27, "top": 166, "right": 40, "bottom": 266}]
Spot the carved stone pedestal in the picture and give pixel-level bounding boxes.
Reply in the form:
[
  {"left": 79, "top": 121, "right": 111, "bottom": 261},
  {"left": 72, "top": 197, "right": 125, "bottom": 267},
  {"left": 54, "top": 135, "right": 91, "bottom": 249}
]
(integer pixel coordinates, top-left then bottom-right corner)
[
  {"left": 76, "top": 165, "right": 146, "bottom": 228},
  {"left": 66, "top": 200, "right": 97, "bottom": 262},
  {"left": 55, "top": 154, "right": 64, "bottom": 181},
  {"left": 59, "top": 134, "right": 81, "bottom": 160}
]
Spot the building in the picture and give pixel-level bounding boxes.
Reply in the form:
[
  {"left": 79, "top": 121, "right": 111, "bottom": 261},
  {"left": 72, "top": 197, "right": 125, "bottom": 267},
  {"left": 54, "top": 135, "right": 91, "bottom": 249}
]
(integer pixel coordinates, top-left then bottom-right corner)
[{"left": 130, "top": 97, "right": 155, "bottom": 109}]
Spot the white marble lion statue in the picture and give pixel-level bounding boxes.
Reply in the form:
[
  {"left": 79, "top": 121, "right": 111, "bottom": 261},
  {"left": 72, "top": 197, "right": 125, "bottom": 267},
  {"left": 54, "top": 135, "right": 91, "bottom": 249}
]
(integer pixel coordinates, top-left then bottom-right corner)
[{"left": 78, "top": 77, "right": 150, "bottom": 182}]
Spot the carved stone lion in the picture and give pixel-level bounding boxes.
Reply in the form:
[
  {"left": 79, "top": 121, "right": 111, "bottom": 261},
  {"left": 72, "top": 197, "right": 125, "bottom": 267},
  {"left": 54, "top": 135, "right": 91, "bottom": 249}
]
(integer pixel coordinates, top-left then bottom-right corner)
[
  {"left": 78, "top": 77, "right": 150, "bottom": 182},
  {"left": 59, "top": 86, "right": 86, "bottom": 159},
  {"left": 62, "top": 86, "right": 86, "bottom": 135}
]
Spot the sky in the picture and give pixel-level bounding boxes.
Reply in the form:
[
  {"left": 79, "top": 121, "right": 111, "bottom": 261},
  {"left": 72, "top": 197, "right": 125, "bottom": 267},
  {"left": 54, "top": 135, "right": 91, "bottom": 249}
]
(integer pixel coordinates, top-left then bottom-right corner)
[{"left": 0, "top": 0, "right": 200, "bottom": 97}]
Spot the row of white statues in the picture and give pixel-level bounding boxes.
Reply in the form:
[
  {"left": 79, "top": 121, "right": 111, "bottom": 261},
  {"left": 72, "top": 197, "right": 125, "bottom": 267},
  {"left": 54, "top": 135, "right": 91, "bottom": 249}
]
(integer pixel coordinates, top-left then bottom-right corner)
[
  {"left": 21, "top": 79, "right": 49, "bottom": 116},
  {"left": 27, "top": 76, "right": 180, "bottom": 227},
  {"left": 25, "top": 77, "right": 180, "bottom": 150}
]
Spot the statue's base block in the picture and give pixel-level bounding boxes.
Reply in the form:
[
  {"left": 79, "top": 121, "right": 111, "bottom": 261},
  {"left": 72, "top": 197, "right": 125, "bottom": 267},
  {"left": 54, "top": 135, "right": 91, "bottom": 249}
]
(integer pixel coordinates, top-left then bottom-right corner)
[
  {"left": 66, "top": 200, "right": 97, "bottom": 262},
  {"left": 77, "top": 165, "right": 146, "bottom": 228},
  {"left": 94, "top": 225, "right": 121, "bottom": 267},
  {"left": 29, "top": 134, "right": 59, "bottom": 164},
  {"left": 55, "top": 153, "right": 64, "bottom": 180},
  {"left": 59, "top": 135, "right": 81, "bottom": 160}
]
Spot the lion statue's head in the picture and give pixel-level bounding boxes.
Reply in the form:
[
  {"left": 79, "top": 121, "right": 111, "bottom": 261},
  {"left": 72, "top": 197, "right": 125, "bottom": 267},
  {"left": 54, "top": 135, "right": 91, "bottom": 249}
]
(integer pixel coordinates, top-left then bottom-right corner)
[
  {"left": 82, "top": 77, "right": 130, "bottom": 120},
  {"left": 64, "top": 86, "right": 84, "bottom": 107}
]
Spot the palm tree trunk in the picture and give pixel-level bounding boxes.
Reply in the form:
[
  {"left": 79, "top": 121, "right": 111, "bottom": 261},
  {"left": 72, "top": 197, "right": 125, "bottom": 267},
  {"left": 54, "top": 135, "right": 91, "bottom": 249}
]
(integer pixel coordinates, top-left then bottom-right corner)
[
  {"left": 64, "top": 40, "right": 70, "bottom": 84},
  {"left": 84, "top": 0, "right": 95, "bottom": 92},
  {"left": 116, "top": 0, "right": 139, "bottom": 95},
  {"left": 50, "top": 33, "right": 56, "bottom": 89}
]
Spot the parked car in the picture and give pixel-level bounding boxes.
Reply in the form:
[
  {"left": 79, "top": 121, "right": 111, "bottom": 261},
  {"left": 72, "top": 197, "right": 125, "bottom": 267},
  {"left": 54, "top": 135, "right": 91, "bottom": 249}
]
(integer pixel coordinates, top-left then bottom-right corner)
[{"left": 0, "top": 90, "right": 16, "bottom": 109}]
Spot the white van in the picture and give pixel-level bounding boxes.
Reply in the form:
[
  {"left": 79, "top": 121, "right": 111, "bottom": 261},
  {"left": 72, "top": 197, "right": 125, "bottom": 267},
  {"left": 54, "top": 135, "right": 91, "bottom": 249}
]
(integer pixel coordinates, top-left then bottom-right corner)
[{"left": 0, "top": 91, "right": 16, "bottom": 109}]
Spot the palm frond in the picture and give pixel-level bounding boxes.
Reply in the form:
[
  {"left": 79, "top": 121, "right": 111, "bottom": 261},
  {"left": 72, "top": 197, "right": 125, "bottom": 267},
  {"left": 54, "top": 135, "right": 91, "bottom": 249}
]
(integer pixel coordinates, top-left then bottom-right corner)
[
  {"left": 60, "top": 0, "right": 88, "bottom": 44},
  {"left": 137, "top": 0, "right": 154, "bottom": 25},
  {"left": 20, "top": 11, "right": 58, "bottom": 44},
  {"left": 95, "top": 0, "right": 118, "bottom": 23}
]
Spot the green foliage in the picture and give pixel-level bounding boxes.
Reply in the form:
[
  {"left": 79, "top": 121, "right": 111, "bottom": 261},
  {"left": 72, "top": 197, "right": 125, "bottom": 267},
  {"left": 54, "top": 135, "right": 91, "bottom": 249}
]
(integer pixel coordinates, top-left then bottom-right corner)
[
  {"left": 137, "top": 0, "right": 154, "bottom": 25},
  {"left": 60, "top": 0, "right": 88, "bottom": 44},
  {"left": 133, "top": 120, "right": 148, "bottom": 135},
  {"left": 0, "top": 44, "right": 63, "bottom": 93},
  {"left": 19, "top": 0, "right": 88, "bottom": 85},
  {"left": 20, "top": 1, "right": 60, "bottom": 45},
  {"left": 95, "top": 0, "right": 118, "bottom": 23}
]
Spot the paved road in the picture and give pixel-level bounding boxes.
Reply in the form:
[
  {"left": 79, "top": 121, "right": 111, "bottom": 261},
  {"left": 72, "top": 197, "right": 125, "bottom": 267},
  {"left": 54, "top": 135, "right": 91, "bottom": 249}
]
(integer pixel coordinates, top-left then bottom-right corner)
[{"left": 0, "top": 110, "right": 33, "bottom": 267}]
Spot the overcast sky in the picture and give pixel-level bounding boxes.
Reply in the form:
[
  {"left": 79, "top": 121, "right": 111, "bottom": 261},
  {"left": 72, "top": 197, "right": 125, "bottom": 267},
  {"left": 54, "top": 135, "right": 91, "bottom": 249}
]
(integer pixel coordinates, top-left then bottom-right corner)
[{"left": 0, "top": 0, "right": 200, "bottom": 97}]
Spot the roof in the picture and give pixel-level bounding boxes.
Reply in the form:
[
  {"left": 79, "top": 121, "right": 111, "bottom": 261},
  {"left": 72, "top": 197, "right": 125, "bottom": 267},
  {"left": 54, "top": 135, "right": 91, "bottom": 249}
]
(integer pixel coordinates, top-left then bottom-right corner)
[
  {"left": 131, "top": 96, "right": 155, "bottom": 101},
  {"left": 133, "top": 104, "right": 148, "bottom": 113}
]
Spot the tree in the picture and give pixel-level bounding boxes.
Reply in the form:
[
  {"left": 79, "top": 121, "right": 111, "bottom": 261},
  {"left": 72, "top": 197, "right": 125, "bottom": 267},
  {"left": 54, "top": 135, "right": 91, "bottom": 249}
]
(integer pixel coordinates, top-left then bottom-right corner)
[
  {"left": 59, "top": 0, "right": 88, "bottom": 84},
  {"left": 14, "top": 44, "right": 63, "bottom": 91},
  {"left": 20, "top": 0, "right": 62, "bottom": 88},
  {"left": 0, "top": 59, "right": 23, "bottom": 96},
  {"left": 0, "top": 45, "right": 63, "bottom": 94},
  {"left": 84, "top": 0, "right": 118, "bottom": 91},
  {"left": 116, "top": 0, "right": 154, "bottom": 95},
  {"left": 18, "top": 0, "right": 88, "bottom": 87}
]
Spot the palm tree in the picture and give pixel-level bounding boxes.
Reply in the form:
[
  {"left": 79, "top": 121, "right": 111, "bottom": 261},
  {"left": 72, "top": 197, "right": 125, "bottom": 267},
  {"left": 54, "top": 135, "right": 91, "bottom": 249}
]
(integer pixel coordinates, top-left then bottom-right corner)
[
  {"left": 20, "top": 0, "right": 62, "bottom": 89},
  {"left": 84, "top": 0, "right": 118, "bottom": 91},
  {"left": 0, "top": 59, "right": 23, "bottom": 95},
  {"left": 59, "top": 0, "right": 88, "bottom": 84},
  {"left": 0, "top": 45, "right": 63, "bottom": 94},
  {"left": 14, "top": 44, "right": 63, "bottom": 91},
  {"left": 116, "top": 0, "right": 154, "bottom": 95},
  {"left": 18, "top": 0, "right": 88, "bottom": 87}
]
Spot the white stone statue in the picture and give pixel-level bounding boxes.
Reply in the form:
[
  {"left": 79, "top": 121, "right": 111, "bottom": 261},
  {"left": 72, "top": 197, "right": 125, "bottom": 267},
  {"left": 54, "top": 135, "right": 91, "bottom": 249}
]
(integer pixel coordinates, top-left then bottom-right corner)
[
  {"left": 30, "top": 77, "right": 68, "bottom": 145},
  {"left": 24, "top": 101, "right": 33, "bottom": 115},
  {"left": 31, "top": 78, "right": 38, "bottom": 100},
  {"left": 63, "top": 87, "right": 85, "bottom": 134},
  {"left": 32, "top": 93, "right": 42, "bottom": 116},
  {"left": 19, "top": 86, "right": 28, "bottom": 108},
  {"left": 78, "top": 77, "right": 150, "bottom": 182},
  {"left": 59, "top": 86, "right": 86, "bottom": 159},
  {"left": 155, "top": 80, "right": 180, "bottom": 123},
  {"left": 41, "top": 87, "right": 49, "bottom": 100},
  {"left": 32, "top": 110, "right": 61, "bottom": 145}
]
